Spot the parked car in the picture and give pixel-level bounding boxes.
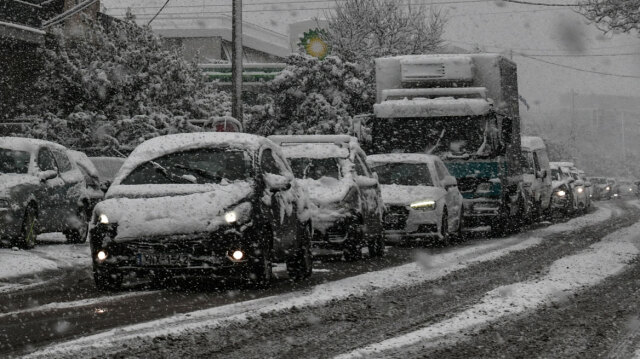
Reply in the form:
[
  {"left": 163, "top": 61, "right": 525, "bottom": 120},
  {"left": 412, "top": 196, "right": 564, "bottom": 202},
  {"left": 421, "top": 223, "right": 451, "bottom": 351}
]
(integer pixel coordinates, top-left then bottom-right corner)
[
  {"left": 269, "top": 135, "right": 385, "bottom": 260},
  {"left": 521, "top": 136, "right": 552, "bottom": 220},
  {"left": 68, "top": 150, "right": 104, "bottom": 212},
  {"left": 90, "top": 133, "right": 313, "bottom": 290},
  {"left": 0, "top": 137, "right": 89, "bottom": 248},
  {"left": 568, "top": 167, "right": 591, "bottom": 211},
  {"left": 588, "top": 176, "right": 609, "bottom": 200},
  {"left": 367, "top": 153, "right": 463, "bottom": 245},
  {"left": 89, "top": 156, "right": 125, "bottom": 192}
]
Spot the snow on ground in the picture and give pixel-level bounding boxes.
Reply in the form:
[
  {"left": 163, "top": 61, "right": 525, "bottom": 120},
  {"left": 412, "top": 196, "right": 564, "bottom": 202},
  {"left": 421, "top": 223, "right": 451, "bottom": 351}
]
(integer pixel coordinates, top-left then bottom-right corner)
[
  {"left": 0, "top": 233, "right": 89, "bottom": 286},
  {"left": 337, "top": 213, "right": 640, "bottom": 358},
  {"left": 26, "top": 204, "right": 614, "bottom": 358}
]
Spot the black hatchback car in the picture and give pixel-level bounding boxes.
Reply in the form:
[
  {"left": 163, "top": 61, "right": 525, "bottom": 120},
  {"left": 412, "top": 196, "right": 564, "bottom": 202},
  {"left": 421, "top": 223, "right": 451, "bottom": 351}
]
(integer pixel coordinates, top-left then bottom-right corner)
[{"left": 90, "top": 133, "right": 313, "bottom": 290}]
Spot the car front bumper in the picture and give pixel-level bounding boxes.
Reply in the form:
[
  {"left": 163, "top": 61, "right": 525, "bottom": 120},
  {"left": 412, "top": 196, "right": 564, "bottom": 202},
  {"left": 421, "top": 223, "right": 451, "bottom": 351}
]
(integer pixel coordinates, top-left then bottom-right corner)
[{"left": 383, "top": 205, "right": 440, "bottom": 241}]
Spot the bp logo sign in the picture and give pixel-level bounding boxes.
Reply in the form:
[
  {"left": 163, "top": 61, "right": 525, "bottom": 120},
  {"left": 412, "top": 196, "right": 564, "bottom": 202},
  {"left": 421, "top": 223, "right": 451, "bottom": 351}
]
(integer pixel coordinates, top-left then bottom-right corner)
[{"left": 299, "top": 29, "right": 330, "bottom": 60}]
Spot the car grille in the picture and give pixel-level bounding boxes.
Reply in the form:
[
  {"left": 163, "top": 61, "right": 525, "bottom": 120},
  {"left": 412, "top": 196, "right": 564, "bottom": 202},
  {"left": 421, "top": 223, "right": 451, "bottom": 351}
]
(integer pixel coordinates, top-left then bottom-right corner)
[
  {"left": 120, "top": 234, "right": 217, "bottom": 256},
  {"left": 385, "top": 206, "right": 409, "bottom": 230}
]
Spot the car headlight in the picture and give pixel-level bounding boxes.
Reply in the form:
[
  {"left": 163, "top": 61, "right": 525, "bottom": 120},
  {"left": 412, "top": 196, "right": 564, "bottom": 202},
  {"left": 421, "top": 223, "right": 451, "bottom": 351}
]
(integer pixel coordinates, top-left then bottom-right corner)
[
  {"left": 605, "top": 186, "right": 610, "bottom": 191},
  {"left": 98, "top": 214, "right": 109, "bottom": 224},
  {"left": 224, "top": 202, "right": 252, "bottom": 224},
  {"left": 556, "top": 190, "right": 566, "bottom": 197},
  {"left": 410, "top": 199, "right": 436, "bottom": 210},
  {"left": 576, "top": 187, "right": 583, "bottom": 193}
]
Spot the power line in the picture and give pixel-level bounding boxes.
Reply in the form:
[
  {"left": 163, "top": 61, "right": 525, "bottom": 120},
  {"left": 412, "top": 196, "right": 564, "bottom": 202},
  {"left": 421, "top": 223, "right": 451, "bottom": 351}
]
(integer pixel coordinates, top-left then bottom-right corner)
[
  {"left": 450, "top": 7, "right": 568, "bottom": 17},
  {"left": 501, "top": 0, "right": 578, "bottom": 6},
  {"left": 520, "top": 52, "right": 640, "bottom": 57},
  {"left": 147, "top": 0, "right": 172, "bottom": 25},
  {"left": 516, "top": 53, "right": 640, "bottom": 78}
]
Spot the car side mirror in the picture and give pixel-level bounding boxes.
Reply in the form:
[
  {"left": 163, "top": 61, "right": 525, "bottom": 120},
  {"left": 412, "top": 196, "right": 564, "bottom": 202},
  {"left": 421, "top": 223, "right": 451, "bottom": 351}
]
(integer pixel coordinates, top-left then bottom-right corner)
[
  {"left": 38, "top": 170, "right": 58, "bottom": 182},
  {"left": 443, "top": 175, "right": 457, "bottom": 190},
  {"left": 264, "top": 173, "right": 291, "bottom": 193}
]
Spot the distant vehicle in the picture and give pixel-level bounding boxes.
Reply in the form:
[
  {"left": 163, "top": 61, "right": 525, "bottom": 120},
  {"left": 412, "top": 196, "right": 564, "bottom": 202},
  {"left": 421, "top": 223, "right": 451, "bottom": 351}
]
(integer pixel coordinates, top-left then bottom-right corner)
[
  {"left": 0, "top": 137, "right": 89, "bottom": 248},
  {"left": 68, "top": 150, "right": 104, "bottom": 212},
  {"left": 607, "top": 178, "right": 618, "bottom": 199},
  {"left": 269, "top": 135, "right": 385, "bottom": 260},
  {"left": 363, "top": 53, "right": 528, "bottom": 235},
  {"left": 90, "top": 133, "right": 313, "bottom": 290},
  {"left": 616, "top": 180, "right": 637, "bottom": 198},
  {"left": 89, "top": 156, "right": 125, "bottom": 192},
  {"left": 569, "top": 168, "right": 591, "bottom": 211},
  {"left": 549, "top": 162, "right": 576, "bottom": 216},
  {"left": 521, "top": 136, "right": 552, "bottom": 220},
  {"left": 588, "top": 177, "right": 609, "bottom": 200},
  {"left": 367, "top": 153, "right": 463, "bottom": 245}
]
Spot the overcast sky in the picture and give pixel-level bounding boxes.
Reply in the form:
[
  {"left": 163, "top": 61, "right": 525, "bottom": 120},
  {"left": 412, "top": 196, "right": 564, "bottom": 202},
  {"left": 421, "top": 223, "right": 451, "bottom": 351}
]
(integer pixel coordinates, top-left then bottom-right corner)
[{"left": 102, "top": 0, "right": 640, "bottom": 110}]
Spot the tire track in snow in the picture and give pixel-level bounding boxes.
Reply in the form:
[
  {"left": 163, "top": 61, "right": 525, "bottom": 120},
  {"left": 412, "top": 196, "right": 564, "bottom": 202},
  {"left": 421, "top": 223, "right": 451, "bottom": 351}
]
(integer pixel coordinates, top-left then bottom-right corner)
[
  {"left": 24, "top": 205, "right": 616, "bottom": 358},
  {"left": 336, "top": 215, "right": 640, "bottom": 359}
]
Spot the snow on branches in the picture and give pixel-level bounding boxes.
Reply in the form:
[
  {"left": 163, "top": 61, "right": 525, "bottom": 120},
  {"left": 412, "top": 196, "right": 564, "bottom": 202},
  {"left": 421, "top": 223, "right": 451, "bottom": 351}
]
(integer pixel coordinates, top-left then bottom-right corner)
[{"left": 580, "top": 0, "right": 640, "bottom": 34}]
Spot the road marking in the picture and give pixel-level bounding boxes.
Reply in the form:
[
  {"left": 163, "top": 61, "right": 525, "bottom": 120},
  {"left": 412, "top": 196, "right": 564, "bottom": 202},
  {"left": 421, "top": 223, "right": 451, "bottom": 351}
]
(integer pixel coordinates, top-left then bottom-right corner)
[
  {"left": 25, "top": 205, "right": 615, "bottom": 358},
  {"left": 337, "top": 216, "right": 640, "bottom": 358}
]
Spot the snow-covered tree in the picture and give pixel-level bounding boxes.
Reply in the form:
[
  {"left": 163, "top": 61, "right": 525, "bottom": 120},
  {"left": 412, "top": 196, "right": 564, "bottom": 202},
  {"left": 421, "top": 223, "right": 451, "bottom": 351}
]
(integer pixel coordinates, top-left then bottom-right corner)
[
  {"left": 579, "top": 0, "right": 640, "bottom": 34},
  {"left": 326, "top": 0, "right": 447, "bottom": 63},
  {"left": 246, "top": 54, "right": 371, "bottom": 135}
]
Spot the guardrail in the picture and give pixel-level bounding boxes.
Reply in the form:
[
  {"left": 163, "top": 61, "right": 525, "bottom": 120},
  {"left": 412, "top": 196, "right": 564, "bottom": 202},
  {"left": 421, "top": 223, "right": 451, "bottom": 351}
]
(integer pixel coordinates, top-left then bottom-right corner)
[{"left": 199, "top": 63, "right": 285, "bottom": 83}]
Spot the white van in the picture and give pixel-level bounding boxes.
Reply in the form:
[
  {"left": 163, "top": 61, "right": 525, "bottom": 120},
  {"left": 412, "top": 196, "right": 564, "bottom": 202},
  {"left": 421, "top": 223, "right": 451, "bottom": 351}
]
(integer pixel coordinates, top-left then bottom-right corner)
[{"left": 521, "top": 136, "right": 552, "bottom": 219}]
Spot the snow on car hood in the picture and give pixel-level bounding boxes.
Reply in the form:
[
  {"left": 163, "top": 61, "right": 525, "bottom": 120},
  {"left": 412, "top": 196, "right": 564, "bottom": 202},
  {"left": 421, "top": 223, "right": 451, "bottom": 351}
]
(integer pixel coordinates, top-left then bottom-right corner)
[
  {"left": 0, "top": 174, "right": 39, "bottom": 197},
  {"left": 296, "top": 177, "right": 352, "bottom": 206},
  {"left": 95, "top": 181, "right": 253, "bottom": 240},
  {"left": 380, "top": 185, "right": 446, "bottom": 206},
  {"left": 552, "top": 180, "right": 570, "bottom": 191}
]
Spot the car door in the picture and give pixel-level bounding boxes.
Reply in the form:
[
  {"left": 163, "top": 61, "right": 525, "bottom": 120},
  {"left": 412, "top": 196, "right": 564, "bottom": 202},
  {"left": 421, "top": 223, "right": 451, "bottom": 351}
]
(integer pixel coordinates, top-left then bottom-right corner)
[
  {"left": 353, "top": 151, "right": 381, "bottom": 232},
  {"left": 35, "top": 147, "right": 64, "bottom": 231},
  {"left": 435, "top": 159, "right": 462, "bottom": 227},
  {"left": 259, "top": 147, "right": 296, "bottom": 254},
  {"left": 51, "top": 149, "right": 86, "bottom": 218}
]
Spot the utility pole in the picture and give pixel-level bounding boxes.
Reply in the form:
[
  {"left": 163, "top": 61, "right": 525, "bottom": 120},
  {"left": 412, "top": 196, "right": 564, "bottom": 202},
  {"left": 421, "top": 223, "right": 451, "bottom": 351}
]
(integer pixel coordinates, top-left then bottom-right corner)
[
  {"left": 621, "top": 111, "right": 626, "bottom": 162},
  {"left": 231, "top": 0, "right": 243, "bottom": 125},
  {"left": 570, "top": 89, "right": 576, "bottom": 162}
]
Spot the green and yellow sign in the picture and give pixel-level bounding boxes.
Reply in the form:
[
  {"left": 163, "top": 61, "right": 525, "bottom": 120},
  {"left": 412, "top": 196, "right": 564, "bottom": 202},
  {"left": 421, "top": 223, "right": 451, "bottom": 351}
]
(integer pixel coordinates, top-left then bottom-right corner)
[{"left": 299, "top": 29, "right": 330, "bottom": 60}]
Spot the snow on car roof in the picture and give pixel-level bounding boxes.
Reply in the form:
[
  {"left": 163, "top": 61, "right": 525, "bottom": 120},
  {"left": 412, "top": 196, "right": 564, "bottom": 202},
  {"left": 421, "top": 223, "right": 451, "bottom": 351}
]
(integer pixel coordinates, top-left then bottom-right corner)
[
  {"left": 279, "top": 143, "right": 349, "bottom": 159},
  {"left": 67, "top": 150, "right": 100, "bottom": 178},
  {"left": 367, "top": 153, "right": 440, "bottom": 165},
  {"left": 551, "top": 161, "right": 575, "bottom": 169},
  {"left": 373, "top": 98, "right": 492, "bottom": 119},
  {"left": 521, "top": 136, "right": 546, "bottom": 151},
  {"left": 0, "top": 136, "right": 66, "bottom": 153},
  {"left": 114, "top": 132, "right": 269, "bottom": 184}
]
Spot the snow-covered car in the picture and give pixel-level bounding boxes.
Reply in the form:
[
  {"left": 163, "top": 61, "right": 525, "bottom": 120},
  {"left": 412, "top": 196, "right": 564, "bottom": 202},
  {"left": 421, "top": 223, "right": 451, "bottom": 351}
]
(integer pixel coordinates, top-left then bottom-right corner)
[
  {"left": 90, "top": 133, "right": 313, "bottom": 290},
  {"left": 368, "top": 153, "right": 463, "bottom": 244},
  {"left": 269, "top": 135, "right": 385, "bottom": 260},
  {"left": 0, "top": 137, "right": 89, "bottom": 248},
  {"left": 89, "top": 156, "right": 125, "bottom": 192},
  {"left": 67, "top": 150, "right": 104, "bottom": 212},
  {"left": 616, "top": 180, "right": 637, "bottom": 198},
  {"left": 550, "top": 162, "right": 588, "bottom": 215},
  {"left": 521, "top": 136, "right": 552, "bottom": 220},
  {"left": 588, "top": 176, "right": 610, "bottom": 200}
]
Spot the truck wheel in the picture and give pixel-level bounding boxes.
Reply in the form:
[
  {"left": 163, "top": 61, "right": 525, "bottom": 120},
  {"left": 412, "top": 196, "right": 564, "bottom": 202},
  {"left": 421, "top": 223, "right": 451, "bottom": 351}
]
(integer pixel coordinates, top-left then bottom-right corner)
[
  {"left": 65, "top": 207, "right": 89, "bottom": 244},
  {"left": 15, "top": 206, "right": 38, "bottom": 249},
  {"left": 287, "top": 224, "right": 313, "bottom": 281},
  {"left": 94, "top": 268, "right": 122, "bottom": 291}
]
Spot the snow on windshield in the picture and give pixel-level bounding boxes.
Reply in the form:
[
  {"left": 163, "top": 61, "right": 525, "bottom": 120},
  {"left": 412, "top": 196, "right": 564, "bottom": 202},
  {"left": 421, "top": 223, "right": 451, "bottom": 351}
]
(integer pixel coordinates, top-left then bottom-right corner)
[{"left": 371, "top": 162, "right": 434, "bottom": 186}]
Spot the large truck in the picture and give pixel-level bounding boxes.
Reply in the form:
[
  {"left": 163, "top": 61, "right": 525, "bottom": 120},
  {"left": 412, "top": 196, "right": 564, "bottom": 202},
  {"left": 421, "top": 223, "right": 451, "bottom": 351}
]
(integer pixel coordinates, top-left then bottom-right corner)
[{"left": 361, "top": 54, "right": 528, "bottom": 233}]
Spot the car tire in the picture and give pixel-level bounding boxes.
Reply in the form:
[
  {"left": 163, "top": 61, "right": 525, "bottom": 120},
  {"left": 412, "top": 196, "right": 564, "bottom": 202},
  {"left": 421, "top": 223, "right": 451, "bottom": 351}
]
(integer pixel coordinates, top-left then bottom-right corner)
[
  {"left": 287, "top": 224, "right": 313, "bottom": 281},
  {"left": 94, "top": 268, "right": 123, "bottom": 291},
  {"left": 15, "top": 205, "right": 38, "bottom": 249},
  {"left": 343, "top": 220, "right": 363, "bottom": 262},
  {"left": 65, "top": 207, "right": 89, "bottom": 244}
]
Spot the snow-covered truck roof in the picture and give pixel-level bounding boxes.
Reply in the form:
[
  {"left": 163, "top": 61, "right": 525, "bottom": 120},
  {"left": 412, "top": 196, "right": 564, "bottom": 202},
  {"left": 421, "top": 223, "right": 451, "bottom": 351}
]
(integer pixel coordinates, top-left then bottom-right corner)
[
  {"left": 268, "top": 135, "right": 354, "bottom": 159},
  {"left": 0, "top": 137, "right": 67, "bottom": 153},
  {"left": 521, "top": 136, "right": 546, "bottom": 151},
  {"left": 113, "top": 132, "right": 272, "bottom": 185},
  {"left": 368, "top": 153, "right": 441, "bottom": 165}
]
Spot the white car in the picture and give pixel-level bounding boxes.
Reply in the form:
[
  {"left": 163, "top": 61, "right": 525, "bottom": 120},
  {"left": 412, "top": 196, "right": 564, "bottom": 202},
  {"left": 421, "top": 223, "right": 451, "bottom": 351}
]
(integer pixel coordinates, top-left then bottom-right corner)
[{"left": 368, "top": 153, "right": 463, "bottom": 245}]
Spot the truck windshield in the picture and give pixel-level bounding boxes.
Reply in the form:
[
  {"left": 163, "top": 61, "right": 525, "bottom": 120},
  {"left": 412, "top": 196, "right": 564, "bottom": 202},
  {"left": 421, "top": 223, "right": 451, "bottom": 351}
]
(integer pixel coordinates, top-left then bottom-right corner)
[{"left": 370, "top": 116, "right": 502, "bottom": 159}]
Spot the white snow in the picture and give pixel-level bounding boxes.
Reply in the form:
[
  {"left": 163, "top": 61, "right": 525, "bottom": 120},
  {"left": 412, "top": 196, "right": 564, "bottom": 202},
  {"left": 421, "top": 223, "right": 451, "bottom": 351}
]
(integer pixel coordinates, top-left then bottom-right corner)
[
  {"left": 374, "top": 98, "right": 491, "bottom": 119},
  {"left": 338, "top": 209, "right": 636, "bottom": 358},
  {"left": 26, "top": 204, "right": 614, "bottom": 358},
  {"left": 521, "top": 136, "right": 546, "bottom": 151},
  {"left": 279, "top": 143, "right": 349, "bottom": 160},
  {"left": 368, "top": 153, "right": 440, "bottom": 165}
]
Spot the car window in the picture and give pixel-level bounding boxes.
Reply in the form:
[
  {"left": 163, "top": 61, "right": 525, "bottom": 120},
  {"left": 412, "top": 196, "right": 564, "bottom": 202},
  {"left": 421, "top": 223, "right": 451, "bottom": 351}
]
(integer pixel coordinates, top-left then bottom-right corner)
[
  {"left": 290, "top": 157, "right": 341, "bottom": 180},
  {"left": 52, "top": 149, "right": 74, "bottom": 173},
  {"left": 371, "top": 162, "right": 434, "bottom": 186},
  {"left": 37, "top": 148, "right": 58, "bottom": 172},
  {"left": 261, "top": 148, "right": 282, "bottom": 175}
]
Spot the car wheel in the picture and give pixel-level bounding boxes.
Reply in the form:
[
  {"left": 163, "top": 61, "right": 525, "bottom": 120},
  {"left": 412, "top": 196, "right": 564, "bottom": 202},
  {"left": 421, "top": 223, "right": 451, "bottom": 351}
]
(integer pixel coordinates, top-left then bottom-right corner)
[
  {"left": 287, "top": 224, "right": 313, "bottom": 281},
  {"left": 15, "top": 206, "right": 38, "bottom": 249},
  {"left": 94, "top": 268, "right": 123, "bottom": 291},
  {"left": 456, "top": 208, "right": 465, "bottom": 242},
  {"left": 439, "top": 210, "right": 450, "bottom": 247},
  {"left": 65, "top": 207, "right": 89, "bottom": 244},
  {"left": 343, "top": 221, "right": 363, "bottom": 262},
  {"left": 246, "top": 241, "right": 273, "bottom": 288}
]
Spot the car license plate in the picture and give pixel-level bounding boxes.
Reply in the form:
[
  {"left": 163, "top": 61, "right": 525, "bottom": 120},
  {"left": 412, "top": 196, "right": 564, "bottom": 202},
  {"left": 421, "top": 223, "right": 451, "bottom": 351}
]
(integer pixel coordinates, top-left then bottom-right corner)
[{"left": 136, "top": 252, "right": 189, "bottom": 266}]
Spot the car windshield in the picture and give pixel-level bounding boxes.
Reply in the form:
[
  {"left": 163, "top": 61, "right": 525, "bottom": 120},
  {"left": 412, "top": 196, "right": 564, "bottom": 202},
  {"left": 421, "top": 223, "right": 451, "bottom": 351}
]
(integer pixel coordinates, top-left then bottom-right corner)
[
  {"left": 372, "top": 162, "right": 434, "bottom": 186},
  {"left": 0, "top": 148, "right": 31, "bottom": 174},
  {"left": 551, "top": 168, "right": 563, "bottom": 181},
  {"left": 289, "top": 157, "right": 341, "bottom": 180},
  {"left": 121, "top": 148, "right": 252, "bottom": 185}
]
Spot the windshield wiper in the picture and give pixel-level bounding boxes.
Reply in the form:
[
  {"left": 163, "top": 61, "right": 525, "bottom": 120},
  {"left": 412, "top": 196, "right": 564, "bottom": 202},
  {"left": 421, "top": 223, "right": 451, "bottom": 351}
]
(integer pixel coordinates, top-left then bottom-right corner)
[
  {"left": 150, "top": 161, "right": 193, "bottom": 184},
  {"left": 175, "top": 164, "right": 223, "bottom": 182}
]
